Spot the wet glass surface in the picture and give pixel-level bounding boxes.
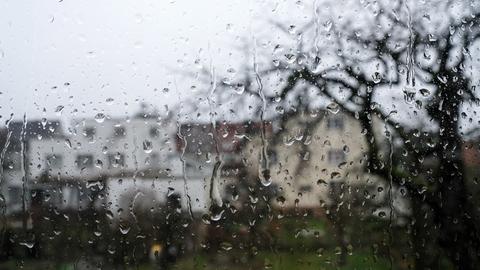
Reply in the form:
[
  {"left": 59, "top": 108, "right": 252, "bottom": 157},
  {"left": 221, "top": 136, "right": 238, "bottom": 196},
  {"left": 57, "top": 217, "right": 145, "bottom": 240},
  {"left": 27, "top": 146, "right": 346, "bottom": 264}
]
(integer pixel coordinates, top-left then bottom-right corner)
[{"left": 0, "top": 0, "right": 480, "bottom": 269}]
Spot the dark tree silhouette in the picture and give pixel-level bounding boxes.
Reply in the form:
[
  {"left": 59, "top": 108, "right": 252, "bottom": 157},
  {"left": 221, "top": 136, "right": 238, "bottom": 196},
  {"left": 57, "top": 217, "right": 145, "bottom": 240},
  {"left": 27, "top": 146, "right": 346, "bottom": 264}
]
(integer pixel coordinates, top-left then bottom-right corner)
[{"left": 196, "top": 0, "right": 480, "bottom": 269}]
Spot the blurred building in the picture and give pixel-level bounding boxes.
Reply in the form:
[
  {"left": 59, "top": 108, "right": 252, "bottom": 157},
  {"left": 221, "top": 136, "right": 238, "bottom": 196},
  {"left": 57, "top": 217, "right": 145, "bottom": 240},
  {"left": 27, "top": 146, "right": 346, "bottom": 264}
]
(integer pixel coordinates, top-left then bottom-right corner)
[
  {"left": 0, "top": 119, "right": 65, "bottom": 215},
  {"left": 0, "top": 107, "right": 270, "bottom": 222},
  {"left": 0, "top": 106, "right": 408, "bottom": 225},
  {"left": 462, "top": 140, "right": 480, "bottom": 167},
  {"left": 241, "top": 110, "right": 408, "bottom": 219},
  {"left": 0, "top": 107, "right": 209, "bottom": 223}
]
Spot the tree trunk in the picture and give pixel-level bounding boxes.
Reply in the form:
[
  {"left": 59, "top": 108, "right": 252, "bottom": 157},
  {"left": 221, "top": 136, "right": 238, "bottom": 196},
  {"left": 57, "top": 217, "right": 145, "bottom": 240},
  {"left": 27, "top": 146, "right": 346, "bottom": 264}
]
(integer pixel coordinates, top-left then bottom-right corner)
[
  {"left": 433, "top": 83, "right": 479, "bottom": 270},
  {"left": 411, "top": 197, "right": 439, "bottom": 270}
]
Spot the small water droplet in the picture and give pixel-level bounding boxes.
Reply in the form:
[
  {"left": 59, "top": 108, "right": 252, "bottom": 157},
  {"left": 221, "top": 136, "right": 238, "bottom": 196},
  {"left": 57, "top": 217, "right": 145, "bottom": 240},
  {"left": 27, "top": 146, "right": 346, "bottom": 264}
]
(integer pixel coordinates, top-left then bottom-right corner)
[
  {"left": 210, "top": 210, "right": 224, "bottom": 221},
  {"left": 220, "top": 242, "right": 233, "bottom": 251},
  {"left": 167, "top": 187, "right": 175, "bottom": 197},
  {"left": 55, "top": 105, "right": 64, "bottom": 114},
  {"left": 94, "top": 113, "right": 106, "bottom": 123},
  {"left": 372, "top": 72, "right": 381, "bottom": 84},
  {"left": 326, "top": 102, "right": 340, "bottom": 114},
  {"left": 231, "top": 83, "right": 245, "bottom": 95},
  {"left": 64, "top": 139, "right": 72, "bottom": 149},
  {"left": 324, "top": 20, "right": 333, "bottom": 32},
  {"left": 86, "top": 180, "right": 104, "bottom": 190},
  {"left": 259, "top": 169, "right": 272, "bottom": 187},
  {"left": 419, "top": 88, "right": 430, "bottom": 97},
  {"left": 403, "top": 88, "right": 416, "bottom": 104},
  {"left": 143, "top": 140, "right": 153, "bottom": 153},
  {"left": 119, "top": 225, "right": 131, "bottom": 235},
  {"left": 95, "top": 159, "right": 103, "bottom": 169},
  {"left": 288, "top": 25, "right": 296, "bottom": 35},
  {"left": 19, "top": 241, "right": 35, "bottom": 249},
  {"left": 106, "top": 210, "right": 114, "bottom": 219}
]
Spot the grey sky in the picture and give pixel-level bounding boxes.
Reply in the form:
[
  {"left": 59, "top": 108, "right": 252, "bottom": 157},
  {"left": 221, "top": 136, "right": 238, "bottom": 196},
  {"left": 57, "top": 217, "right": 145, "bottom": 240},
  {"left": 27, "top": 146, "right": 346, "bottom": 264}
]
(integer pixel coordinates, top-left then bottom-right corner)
[
  {"left": 0, "top": 0, "right": 282, "bottom": 122},
  {"left": 1, "top": 0, "right": 478, "bottom": 133}
]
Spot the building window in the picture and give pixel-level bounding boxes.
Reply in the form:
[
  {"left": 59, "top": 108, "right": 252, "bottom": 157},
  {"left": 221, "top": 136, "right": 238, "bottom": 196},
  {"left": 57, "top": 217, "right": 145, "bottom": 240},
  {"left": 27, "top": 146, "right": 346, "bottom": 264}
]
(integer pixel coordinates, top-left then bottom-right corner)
[
  {"left": 150, "top": 127, "right": 160, "bottom": 138},
  {"left": 327, "top": 149, "right": 346, "bottom": 164},
  {"left": 327, "top": 116, "right": 344, "bottom": 130},
  {"left": 46, "top": 154, "right": 63, "bottom": 169},
  {"left": 113, "top": 126, "right": 126, "bottom": 137},
  {"left": 3, "top": 158, "right": 18, "bottom": 171},
  {"left": 299, "top": 185, "right": 312, "bottom": 193},
  {"left": 108, "top": 152, "right": 125, "bottom": 168},
  {"left": 76, "top": 154, "right": 94, "bottom": 168},
  {"left": 62, "top": 186, "right": 79, "bottom": 209},
  {"left": 148, "top": 152, "right": 160, "bottom": 166},
  {"left": 84, "top": 127, "right": 96, "bottom": 140},
  {"left": 7, "top": 186, "right": 22, "bottom": 206}
]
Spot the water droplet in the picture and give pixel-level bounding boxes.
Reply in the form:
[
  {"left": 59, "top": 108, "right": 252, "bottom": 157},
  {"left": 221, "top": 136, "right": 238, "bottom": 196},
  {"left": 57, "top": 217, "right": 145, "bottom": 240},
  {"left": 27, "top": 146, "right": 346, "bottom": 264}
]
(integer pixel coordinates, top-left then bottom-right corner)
[
  {"left": 106, "top": 210, "right": 114, "bottom": 219},
  {"left": 274, "top": 105, "right": 284, "bottom": 114},
  {"left": 276, "top": 196, "right": 286, "bottom": 206},
  {"left": 220, "top": 242, "right": 233, "bottom": 251},
  {"left": 167, "top": 187, "right": 175, "bottom": 197},
  {"left": 437, "top": 75, "right": 448, "bottom": 84},
  {"left": 330, "top": 172, "right": 341, "bottom": 179},
  {"left": 19, "top": 241, "right": 35, "bottom": 249},
  {"left": 232, "top": 83, "right": 245, "bottom": 95},
  {"left": 324, "top": 20, "right": 333, "bottom": 32},
  {"left": 55, "top": 105, "right": 64, "bottom": 114},
  {"left": 64, "top": 139, "right": 72, "bottom": 149},
  {"left": 259, "top": 169, "right": 272, "bottom": 187},
  {"left": 403, "top": 88, "right": 416, "bottom": 104},
  {"left": 95, "top": 159, "right": 103, "bottom": 169},
  {"left": 107, "top": 245, "right": 116, "bottom": 254},
  {"left": 94, "top": 113, "right": 106, "bottom": 123},
  {"left": 86, "top": 180, "right": 104, "bottom": 190},
  {"left": 288, "top": 25, "right": 296, "bottom": 35},
  {"left": 284, "top": 54, "right": 296, "bottom": 64},
  {"left": 317, "top": 179, "right": 327, "bottom": 186},
  {"left": 201, "top": 214, "right": 211, "bottom": 224},
  {"left": 143, "top": 140, "right": 153, "bottom": 153},
  {"left": 119, "top": 225, "right": 131, "bottom": 235},
  {"left": 326, "top": 102, "right": 340, "bottom": 114},
  {"left": 372, "top": 72, "right": 381, "bottom": 84},
  {"left": 210, "top": 210, "right": 224, "bottom": 221},
  {"left": 419, "top": 88, "right": 430, "bottom": 97}
]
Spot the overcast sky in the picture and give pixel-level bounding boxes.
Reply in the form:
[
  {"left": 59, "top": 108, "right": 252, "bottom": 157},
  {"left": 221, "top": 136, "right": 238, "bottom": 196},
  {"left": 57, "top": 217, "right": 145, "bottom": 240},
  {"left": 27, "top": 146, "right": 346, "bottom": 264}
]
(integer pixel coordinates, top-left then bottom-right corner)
[
  {"left": 0, "top": 0, "right": 297, "bottom": 122},
  {"left": 1, "top": 0, "right": 478, "bottom": 133}
]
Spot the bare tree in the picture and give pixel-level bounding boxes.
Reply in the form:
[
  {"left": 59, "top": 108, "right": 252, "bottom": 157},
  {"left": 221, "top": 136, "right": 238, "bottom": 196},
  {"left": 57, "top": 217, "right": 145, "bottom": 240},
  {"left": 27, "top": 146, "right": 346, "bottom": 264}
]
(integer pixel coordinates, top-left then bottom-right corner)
[{"left": 194, "top": 0, "right": 480, "bottom": 268}]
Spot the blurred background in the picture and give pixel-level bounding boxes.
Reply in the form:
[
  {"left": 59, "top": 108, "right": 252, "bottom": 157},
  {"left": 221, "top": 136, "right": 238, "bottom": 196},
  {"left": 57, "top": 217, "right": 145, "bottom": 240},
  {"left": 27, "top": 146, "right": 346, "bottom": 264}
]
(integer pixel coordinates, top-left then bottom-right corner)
[{"left": 0, "top": 0, "right": 480, "bottom": 269}]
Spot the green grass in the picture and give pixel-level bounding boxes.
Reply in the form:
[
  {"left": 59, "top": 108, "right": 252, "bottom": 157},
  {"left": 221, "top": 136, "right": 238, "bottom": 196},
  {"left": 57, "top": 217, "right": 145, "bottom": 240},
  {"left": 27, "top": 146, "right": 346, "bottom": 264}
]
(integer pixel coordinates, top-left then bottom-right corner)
[
  {"left": 0, "top": 260, "right": 75, "bottom": 270},
  {"left": 0, "top": 251, "right": 395, "bottom": 270},
  {"left": 172, "top": 251, "right": 392, "bottom": 270}
]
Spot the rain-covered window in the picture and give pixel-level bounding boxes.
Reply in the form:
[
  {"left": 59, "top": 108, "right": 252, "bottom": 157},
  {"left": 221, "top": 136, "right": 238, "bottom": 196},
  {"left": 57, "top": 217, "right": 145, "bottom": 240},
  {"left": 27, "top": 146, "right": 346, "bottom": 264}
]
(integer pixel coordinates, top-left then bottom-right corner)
[{"left": 1, "top": 0, "right": 480, "bottom": 269}]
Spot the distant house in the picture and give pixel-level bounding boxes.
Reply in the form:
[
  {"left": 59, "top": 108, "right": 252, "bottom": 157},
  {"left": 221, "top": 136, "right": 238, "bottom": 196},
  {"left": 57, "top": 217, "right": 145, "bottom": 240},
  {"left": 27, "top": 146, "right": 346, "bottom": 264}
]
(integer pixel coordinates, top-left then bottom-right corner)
[
  {"left": 0, "top": 120, "right": 65, "bottom": 215},
  {"left": 0, "top": 107, "right": 410, "bottom": 223},
  {"left": 462, "top": 140, "right": 480, "bottom": 167},
  {"left": 0, "top": 107, "right": 209, "bottom": 221},
  {"left": 175, "top": 121, "right": 274, "bottom": 207},
  {"left": 240, "top": 109, "right": 408, "bottom": 218}
]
